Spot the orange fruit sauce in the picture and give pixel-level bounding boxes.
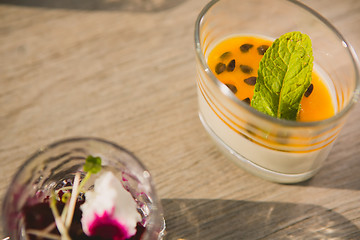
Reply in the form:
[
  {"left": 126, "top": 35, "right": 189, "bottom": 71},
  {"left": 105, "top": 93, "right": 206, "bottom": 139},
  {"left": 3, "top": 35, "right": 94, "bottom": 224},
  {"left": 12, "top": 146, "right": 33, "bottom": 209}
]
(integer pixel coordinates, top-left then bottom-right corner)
[{"left": 207, "top": 36, "right": 335, "bottom": 122}]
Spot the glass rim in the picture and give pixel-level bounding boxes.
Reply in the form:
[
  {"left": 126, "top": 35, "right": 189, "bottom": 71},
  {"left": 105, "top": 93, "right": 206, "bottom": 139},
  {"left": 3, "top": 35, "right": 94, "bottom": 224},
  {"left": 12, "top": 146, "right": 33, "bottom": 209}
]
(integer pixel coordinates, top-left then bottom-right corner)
[
  {"left": 194, "top": 0, "right": 360, "bottom": 128},
  {"left": 11, "top": 136, "right": 152, "bottom": 184}
]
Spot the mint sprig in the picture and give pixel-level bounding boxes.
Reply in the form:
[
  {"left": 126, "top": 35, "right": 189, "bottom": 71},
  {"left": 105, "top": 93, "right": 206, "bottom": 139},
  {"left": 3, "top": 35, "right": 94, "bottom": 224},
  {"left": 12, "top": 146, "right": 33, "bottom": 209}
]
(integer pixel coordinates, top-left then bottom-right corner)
[{"left": 251, "top": 31, "right": 313, "bottom": 120}]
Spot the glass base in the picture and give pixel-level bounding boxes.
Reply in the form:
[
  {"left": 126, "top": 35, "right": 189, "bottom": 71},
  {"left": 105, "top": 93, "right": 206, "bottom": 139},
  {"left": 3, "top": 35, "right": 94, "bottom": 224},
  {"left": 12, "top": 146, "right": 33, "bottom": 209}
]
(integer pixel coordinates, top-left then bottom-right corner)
[{"left": 199, "top": 113, "right": 319, "bottom": 184}]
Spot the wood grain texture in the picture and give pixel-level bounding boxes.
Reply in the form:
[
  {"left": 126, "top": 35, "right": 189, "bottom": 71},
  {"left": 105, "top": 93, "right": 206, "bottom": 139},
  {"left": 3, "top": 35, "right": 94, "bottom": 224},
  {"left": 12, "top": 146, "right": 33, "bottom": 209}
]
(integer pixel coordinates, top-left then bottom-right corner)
[{"left": 1, "top": 0, "right": 360, "bottom": 239}]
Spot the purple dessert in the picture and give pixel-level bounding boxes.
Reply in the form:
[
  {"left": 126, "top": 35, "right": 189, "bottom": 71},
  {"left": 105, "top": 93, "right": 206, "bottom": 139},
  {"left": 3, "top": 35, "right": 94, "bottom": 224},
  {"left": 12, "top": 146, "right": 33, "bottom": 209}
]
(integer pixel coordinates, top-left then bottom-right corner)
[{"left": 21, "top": 156, "right": 146, "bottom": 240}]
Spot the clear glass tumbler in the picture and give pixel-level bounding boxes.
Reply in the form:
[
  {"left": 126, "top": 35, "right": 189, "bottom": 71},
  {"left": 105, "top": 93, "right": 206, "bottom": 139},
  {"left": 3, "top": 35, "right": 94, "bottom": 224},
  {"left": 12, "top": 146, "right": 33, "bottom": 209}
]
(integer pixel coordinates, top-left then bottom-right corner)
[
  {"left": 2, "top": 137, "right": 165, "bottom": 240},
  {"left": 195, "top": 0, "right": 360, "bottom": 183}
]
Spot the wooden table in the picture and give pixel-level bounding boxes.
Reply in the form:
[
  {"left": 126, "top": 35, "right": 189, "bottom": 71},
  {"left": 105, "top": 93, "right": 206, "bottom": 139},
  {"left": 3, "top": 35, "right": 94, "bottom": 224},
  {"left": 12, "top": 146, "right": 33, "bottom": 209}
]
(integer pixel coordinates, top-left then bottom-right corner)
[{"left": 1, "top": 0, "right": 360, "bottom": 239}]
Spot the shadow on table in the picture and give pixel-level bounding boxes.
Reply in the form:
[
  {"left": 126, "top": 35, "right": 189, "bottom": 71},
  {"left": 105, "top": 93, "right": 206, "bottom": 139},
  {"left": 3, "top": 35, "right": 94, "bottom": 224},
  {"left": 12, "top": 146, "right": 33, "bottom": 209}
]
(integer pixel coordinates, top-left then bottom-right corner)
[
  {"left": 0, "top": 0, "right": 186, "bottom": 12},
  {"left": 162, "top": 198, "right": 360, "bottom": 240}
]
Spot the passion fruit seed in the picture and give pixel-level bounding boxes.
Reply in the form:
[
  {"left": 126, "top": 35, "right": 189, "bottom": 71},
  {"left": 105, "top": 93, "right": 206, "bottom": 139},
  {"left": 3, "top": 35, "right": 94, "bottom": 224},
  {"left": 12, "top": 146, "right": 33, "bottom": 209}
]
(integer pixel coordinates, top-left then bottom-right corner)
[
  {"left": 257, "top": 45, "right": 269, "bottom": 55},
  {"left": 243, "top": 97, "right": 251, "bottom": 104},
  {"left": 244, "top": 76, "right": 257, "bottom": 86},
  {"left": 225, "top": 83, "right": 237, "bottom": 94},
  {"left": 220, "top": 51, "right": 231, "bottom": 59},
  {"left": 215, "top": 62, "right": 226, "bottom": 74},
  {"left": 240, "top": 65, "right": 253, "bottom": 74},
  {"left": 227, "top": 59, "right": 236, "bottom": 72},
  {"left": 304, "top": 83, "right": 314, "bottom": 97},
  {"left": 240, "top": 43, "right": 254, "bottom": 53}
]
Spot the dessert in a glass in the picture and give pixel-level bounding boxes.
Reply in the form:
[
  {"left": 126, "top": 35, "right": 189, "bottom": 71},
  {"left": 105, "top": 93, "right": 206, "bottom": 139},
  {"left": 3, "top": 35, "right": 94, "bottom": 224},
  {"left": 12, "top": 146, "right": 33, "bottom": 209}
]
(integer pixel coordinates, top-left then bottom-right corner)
[
  {"left": 195, "top": 0, "right": 360, "bottom": 183},
  {"left": 2, "top": 137, "right": 165, "bottom": 240}
]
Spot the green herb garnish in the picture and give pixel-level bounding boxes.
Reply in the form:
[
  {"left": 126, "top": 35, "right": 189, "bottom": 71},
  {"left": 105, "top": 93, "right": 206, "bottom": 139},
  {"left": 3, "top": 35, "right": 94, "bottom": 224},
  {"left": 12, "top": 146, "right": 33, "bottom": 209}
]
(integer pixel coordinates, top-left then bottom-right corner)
[
  {"left": 29, "top": 155, "right": 102, "bottom": 240},
  {"left": 83, "top": 155, "right": 102, "bottom": 174},
  {"left": 251, "top": 31, "right": 313, "bottom": 120},
  {"left": 79, "top": 155, "right": 102, "bottom": 191}
]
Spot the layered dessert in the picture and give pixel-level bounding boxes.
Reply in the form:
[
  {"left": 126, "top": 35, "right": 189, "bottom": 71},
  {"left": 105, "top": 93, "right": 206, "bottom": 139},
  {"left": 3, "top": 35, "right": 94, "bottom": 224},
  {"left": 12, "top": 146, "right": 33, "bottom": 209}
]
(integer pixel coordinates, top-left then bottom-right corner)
[{"left": 197, "top": 33, "right": 338, "bottom": 182}]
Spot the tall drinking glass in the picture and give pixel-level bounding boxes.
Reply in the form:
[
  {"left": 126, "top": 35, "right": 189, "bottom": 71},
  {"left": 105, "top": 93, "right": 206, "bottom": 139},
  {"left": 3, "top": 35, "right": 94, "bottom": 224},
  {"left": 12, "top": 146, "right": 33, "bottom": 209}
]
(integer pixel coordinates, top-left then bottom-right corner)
[{"left": 195, "top": 0, "right": 360, "bottom": 183}]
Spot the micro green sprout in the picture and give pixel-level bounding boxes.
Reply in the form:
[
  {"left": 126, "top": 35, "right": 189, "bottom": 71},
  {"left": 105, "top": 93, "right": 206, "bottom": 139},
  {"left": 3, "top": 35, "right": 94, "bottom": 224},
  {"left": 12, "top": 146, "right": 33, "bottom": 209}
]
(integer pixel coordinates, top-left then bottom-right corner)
[
  {"left": 79, "top": 155, "right": 102, "bottom": 191},
  {"left": 28, "top": 155, "right": 102, "bottom": 240}
]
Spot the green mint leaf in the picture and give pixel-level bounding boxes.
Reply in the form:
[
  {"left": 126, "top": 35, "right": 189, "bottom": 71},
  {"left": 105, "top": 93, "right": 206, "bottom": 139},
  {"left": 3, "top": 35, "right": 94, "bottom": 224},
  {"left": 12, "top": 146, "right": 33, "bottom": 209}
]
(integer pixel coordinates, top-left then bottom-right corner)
[
  {"left": 84, "top": 155, "right": 102, "bottom": 174},
  {"left": 251, "top": 31, "right": 313, "bottom": 120}
]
